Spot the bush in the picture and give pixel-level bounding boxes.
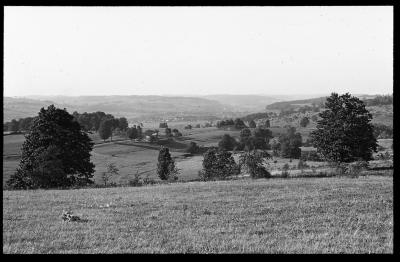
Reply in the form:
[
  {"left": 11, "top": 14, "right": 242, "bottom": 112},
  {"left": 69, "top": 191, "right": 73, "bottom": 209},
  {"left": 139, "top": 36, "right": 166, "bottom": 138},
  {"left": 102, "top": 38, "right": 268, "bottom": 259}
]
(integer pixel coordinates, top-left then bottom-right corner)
[
  {"left": 128, "top": 170, "right": 142, "bottom": 187},
  {"left": 376, "top": 151, "right": 392, "bottom": 161},
  {"left": 239, "top": 151, "right": 271, "bottom": 179},
  {"left": 281, "top": 163, "right": 290, "bottom": 178},
  {"left": 300, "top": 117, "right": 310, "bottom": 127},
  {"left": 345, "top": 161, "right": 369, "bottom": 178},
  {"left": 279, "top": 127, "right": 302, "bottom": 159},
  {"left": 373, "top": 124, "right": 393, "bottom": 139},
  {"left": 186, "top": 141, "right": 200, "bottom": 154},
  {"left": 143, "top": 174, "right": 156, "bottom": 185},
  {"left": 249, "top": 120, "right": 257, "bottom": 128},
  {"left": 101, "top": 163, "right": 119, "bottom": 186},
  {"left": 218, "top": 134, "right": 237, "bottom": 151},
  {"left": 172, "top": 129, "right": 182, "bottom": 137},
  {"left": 334, "top": 163, "right": 347, "bottom": 177},
  {"left": 200, "top": 148, "right": 239, "bottom": 181}
]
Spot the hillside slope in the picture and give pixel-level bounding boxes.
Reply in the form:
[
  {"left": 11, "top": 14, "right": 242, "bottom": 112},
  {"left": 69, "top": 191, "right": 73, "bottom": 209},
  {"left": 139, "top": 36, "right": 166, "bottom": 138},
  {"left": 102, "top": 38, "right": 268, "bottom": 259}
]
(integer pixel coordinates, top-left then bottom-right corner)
[
  {"left": 4, "top": 96, "right": 234, "bottom": 122},
  {"left": 203, "top": 94, "right": 281, "bottom": 112},
  {"left": 3, "top": 176, "right": 393, "bottom": 253}
]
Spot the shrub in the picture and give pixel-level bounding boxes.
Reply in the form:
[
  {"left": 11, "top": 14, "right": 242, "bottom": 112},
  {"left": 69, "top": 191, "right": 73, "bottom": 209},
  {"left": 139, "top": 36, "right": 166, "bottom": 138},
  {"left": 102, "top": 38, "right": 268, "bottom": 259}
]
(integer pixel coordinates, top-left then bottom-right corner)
[
  {"left": 186, "top": 141, "right": 200, "bottom": 154},
  {"left": 334, "top": 163, "right": 347, "bottom": 177},
  {"left": 345, "top": 161, "right": 369, "bottom": 178},
  {"left": 200, "top": 148, "right": 239, "bottom": 181},
  {"left": 128, "top": 170, "right": 142, "bottom": 187},
  {"left": 281, "top": 163, "right": 290, "bottom": 178},
  {"left": 234, "top": 118, "right": 247, "bottom": 129},
  {"left": 253, "top": 127, "right": 273, "bottom": 150},
  {"left": 249, "top": 120, "right": 257, "bottom": 128},
  {"left": 143, "top": 174, "right": 156, "bottom": 185},
  {"left": 165, "top": 127, "right": 172, "bottom": 137},
  {"left": 376, "top": 151, "right": 392, "bottom": 161},
  {"left": 101, "top": 163, "right": 119, "bottom": 186},
  {"left": 172, "top": 129, "right": 182, "bottom": 137},
  {"left": 218, "top": 134, "right": 237, "bottom": 151},
  {"left": 239, "top": 151, "right": 271, "bottom": 179},
  {"left": 373, "top": 124, "right": 393, "bottom": 139},
  {"left": 300, "top": 117, "right": 310, "bottom": 127},
  {"left": 279, "top": 127, "right": 302, "bottom": 159},
  {"left": 127, "top": 127, "right": 138, "bottom": 140}
]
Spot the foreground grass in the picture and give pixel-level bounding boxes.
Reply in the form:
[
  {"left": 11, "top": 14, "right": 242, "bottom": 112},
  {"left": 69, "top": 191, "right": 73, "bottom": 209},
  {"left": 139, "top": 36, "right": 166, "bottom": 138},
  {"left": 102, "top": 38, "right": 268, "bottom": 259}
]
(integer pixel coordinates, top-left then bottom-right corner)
[{"left": 3, "top": 175, "right": 392, "bottom": 254}]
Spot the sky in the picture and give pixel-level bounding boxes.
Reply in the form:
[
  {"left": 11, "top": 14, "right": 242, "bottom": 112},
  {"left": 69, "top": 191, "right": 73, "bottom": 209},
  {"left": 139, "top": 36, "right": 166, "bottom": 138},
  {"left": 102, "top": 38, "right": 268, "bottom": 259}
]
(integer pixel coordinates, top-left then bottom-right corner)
[{"left": 4, "top": 6, "right": 393, "bottom": 97}]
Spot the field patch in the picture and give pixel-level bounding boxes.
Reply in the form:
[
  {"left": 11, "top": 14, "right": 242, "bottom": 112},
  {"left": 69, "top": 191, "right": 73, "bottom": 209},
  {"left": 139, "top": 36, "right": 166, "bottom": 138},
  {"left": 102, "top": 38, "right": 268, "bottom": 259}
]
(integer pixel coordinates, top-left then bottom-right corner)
[{"left": 3, "top": 176, "right": 393, "bottom": 253}]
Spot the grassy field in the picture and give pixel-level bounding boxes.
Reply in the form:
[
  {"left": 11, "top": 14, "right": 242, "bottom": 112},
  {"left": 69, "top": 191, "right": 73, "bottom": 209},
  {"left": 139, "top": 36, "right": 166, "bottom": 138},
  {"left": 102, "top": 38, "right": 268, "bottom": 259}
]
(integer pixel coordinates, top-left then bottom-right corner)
[
  {"left": 3, "top": 129, "right": 393, "bottom": 185},
  {"left": 3, "top": 175, "right": 393, "bottom": 253}
]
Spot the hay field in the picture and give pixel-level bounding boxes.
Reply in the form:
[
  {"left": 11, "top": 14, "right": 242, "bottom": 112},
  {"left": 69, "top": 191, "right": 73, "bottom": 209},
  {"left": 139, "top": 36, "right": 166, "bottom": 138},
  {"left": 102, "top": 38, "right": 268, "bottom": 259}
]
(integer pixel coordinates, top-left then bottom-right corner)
[{"left": 3, "top": 176, "right": 393, "bottom": 253}]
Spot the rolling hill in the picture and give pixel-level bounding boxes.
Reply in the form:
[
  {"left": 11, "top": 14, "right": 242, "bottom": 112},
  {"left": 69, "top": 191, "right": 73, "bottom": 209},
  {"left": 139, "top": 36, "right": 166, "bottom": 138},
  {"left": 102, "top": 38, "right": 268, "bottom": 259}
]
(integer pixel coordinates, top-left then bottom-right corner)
[{"left": 4, "top": 96, "right": 235, "bottom": 122}]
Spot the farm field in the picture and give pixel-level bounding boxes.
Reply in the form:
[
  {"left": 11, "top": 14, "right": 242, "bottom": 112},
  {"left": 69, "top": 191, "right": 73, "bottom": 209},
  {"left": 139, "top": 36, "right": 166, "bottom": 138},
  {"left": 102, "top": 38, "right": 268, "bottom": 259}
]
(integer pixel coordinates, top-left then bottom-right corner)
[
  {"left": 3, "top": 175, "right": 393, "bottom": 253},
  {"left": 3, "top": 129, "right": 393, "bottom": 185}
]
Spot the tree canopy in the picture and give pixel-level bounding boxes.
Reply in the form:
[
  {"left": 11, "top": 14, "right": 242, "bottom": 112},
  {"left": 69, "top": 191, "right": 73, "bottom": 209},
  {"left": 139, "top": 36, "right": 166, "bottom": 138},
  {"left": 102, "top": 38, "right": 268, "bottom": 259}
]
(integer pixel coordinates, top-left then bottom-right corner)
[
  {"left": 279, "top": 127, "right": 302, "bottom": 159},
  {"left": 7, "top": 105, "right": 95, "bottom": 189},
  {"left": 311, "top": 93, "right": 377, "bottom": 163},
  {"left": 98, "top": 118, "right": 114, "bottom": 141}
]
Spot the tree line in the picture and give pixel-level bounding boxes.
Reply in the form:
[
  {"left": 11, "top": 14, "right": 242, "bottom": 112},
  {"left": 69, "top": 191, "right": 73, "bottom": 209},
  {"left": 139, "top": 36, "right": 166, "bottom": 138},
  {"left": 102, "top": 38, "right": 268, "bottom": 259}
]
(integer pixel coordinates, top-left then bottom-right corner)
[
  {"left": 216, "top": 118, "right": 247, "bottom": 129},
  {"left": 4, "top": 111, "right": 128, "bottom": 134}
]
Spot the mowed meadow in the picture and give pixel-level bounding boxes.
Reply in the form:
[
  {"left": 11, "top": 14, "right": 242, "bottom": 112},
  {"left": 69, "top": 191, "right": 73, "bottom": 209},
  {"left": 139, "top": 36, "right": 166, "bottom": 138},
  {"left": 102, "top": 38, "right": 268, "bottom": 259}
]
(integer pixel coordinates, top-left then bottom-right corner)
[
  {"left": 3, "top": 121, "right": 394, "bottom": 253},
  {"left": 3, "top": 125, "right": 245, "bottom": 185},
  {"left": 3, "top": 176, "right": 393, "bottom": 253},
  {"left": 3, "top": 126, "right": 393, "bottom": 185}
]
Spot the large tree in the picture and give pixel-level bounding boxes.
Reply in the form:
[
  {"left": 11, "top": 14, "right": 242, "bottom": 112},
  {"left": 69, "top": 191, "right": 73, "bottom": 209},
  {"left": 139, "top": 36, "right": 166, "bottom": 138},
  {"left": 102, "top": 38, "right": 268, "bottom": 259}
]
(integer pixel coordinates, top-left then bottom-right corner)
[
  {"left": 218, "top": 134, "right": 237, "bottom": 151},
  {"left": 200, "top": 147, "right": 238, "bottom": 181},
  {"left": 311, "top": 93, "right": 377, "bottom": 163},
  {"left": 239, "top": 128, "right": 254, "bottom": 151},
  {"left": 99, "top": 118, "right": 114, "bottom": 141},
  {"left": 300, "top": 117, "right": 310, "bottom": 128},
  {"left": 279, "top": 127, "right": 302, "bottom": 159},
  {"left": 127, "top": 126, "right": 138, "bottom": 140},
  {"left": 7, "top": 105, "right": 95, "bottom": 189},
  {"left": 253, "top": 127, "right": 273, "bottom": 150},
  {"left": 157, "top": 147, "right": 178, "bottom": 180},
  {"left": 118, "top": 117, "right": 129, "bottom": 131}
]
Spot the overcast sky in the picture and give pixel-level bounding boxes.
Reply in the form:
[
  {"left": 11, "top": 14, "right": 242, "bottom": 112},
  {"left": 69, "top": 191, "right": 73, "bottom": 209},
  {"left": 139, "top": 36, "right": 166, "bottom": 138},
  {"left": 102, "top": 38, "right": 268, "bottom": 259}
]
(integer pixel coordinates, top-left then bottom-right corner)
[{"left": 4, "top": 6, "right": 393, "bottom": 97}]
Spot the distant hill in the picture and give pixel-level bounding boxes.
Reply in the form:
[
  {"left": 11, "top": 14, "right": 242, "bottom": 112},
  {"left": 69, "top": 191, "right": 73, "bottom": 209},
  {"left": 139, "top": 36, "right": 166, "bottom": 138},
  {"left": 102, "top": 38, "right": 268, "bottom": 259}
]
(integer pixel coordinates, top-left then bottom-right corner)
[
  {"left": 203, "top": 95, "right": 282, "bottom": 112},
  {"left": 266, "top": 97, "right": 328, "bottom": 110},
  {"left": 4, "top": 95, "right": 234, "bottom": 122},
  {"left": 3, "top": 97, "right": 72, "bottom": 122},
  {"left": 5, "top": 94, "right": 391, "bottom": 124},
  {"left": 258, "top": 94, "right": 393, "bottom": 127},
  {"left": 265, "top": 94, "right": 389, "bottom": 111}
]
